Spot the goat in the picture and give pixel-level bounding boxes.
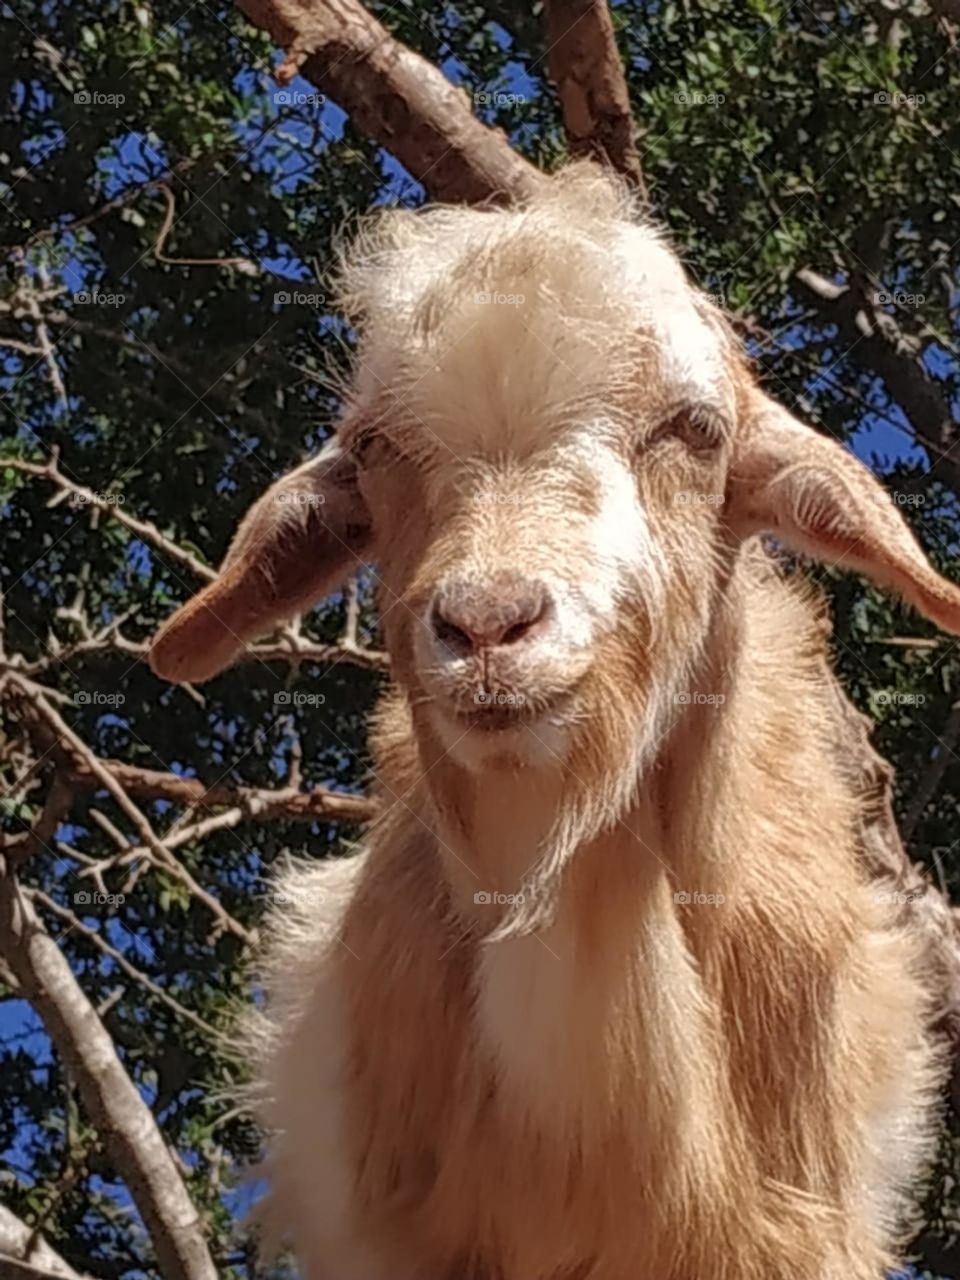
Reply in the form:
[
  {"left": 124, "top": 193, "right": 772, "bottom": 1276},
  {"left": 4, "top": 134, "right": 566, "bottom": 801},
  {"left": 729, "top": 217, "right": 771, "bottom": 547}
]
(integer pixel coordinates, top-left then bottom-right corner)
[{"left": 149, "top": 166, "right": 960, "bottom": 1280}]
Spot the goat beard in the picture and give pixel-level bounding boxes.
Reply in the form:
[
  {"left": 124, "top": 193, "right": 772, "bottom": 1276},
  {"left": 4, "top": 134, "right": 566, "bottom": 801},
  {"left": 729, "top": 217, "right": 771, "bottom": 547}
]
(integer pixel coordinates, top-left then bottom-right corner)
[{"left": 484, "top": 670, "right": 674, "bottom": 944}]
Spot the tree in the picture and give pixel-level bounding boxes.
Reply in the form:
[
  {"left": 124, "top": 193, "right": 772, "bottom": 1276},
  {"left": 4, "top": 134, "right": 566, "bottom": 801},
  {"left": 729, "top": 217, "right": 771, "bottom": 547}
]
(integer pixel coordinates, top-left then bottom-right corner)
[{"left": 1, "top": 0, "right": 959, "bottom": 1275}]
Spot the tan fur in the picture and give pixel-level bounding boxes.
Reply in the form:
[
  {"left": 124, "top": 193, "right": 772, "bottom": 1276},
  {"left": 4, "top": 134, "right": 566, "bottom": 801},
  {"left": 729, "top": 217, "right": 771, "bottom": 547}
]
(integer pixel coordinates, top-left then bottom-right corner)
[
  {"left": 150, "top": 166, "right": 956, "bottom": 1279},
  {"left": 249, "top": 566, "right": 941, "bottom": 1280}
]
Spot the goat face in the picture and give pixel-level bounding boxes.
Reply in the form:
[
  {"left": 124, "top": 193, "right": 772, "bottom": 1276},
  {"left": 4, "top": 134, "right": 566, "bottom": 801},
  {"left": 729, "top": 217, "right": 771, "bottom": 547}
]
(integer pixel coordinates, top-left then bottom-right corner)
[
  {"left": 336, "top": 282, "right": 741, "bottom": 773},
  {"left": 149, "top": 165, "right": 960, "bottom": 786}
]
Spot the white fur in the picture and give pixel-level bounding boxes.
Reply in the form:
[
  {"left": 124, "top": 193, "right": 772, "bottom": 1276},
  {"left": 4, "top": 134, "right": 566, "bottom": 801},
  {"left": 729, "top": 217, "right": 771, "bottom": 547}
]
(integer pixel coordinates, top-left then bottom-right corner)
[
  {"left": 250, "top": 855, "right": 397, "bottom": 1278},
  {"left": 576, "top": 430, "right": 667, "bottom": 618},
  {"left": 474, "top": 923, "right": 594, "bottom": 1126}
]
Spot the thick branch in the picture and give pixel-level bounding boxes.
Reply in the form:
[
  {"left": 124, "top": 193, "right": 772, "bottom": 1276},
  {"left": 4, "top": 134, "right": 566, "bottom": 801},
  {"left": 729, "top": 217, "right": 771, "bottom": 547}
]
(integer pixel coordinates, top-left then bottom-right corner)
[
  {"left": 794, "top": 267, "right": 960, "bottom": 490},
  {"left": 0, "top": 1262, "right": 88, "bottom": 1280},
  {"left": 234, "top": 0, "right": 544, "bottom": 203},
  {"left": 542, "top": 0, "right": 646, "bottom": 196},
  {"left": 0, "top": 1203, "right": 88, "bottom": 1280},
  {"left": 0, "top": 867, "right": 217, "bottom": 1280}
]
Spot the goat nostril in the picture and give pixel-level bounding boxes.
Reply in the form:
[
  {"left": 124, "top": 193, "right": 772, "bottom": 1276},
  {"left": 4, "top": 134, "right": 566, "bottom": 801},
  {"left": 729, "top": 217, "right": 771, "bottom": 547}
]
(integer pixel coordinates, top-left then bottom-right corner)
[
  {"left": 431, "top": 608, "right": 473, "bottom": 653},
  {"left": 501, "top": 621, "right": 530, "bottom": 646},
  {"left": 500, "top": 608, "right": 544, "bottom": 647}
]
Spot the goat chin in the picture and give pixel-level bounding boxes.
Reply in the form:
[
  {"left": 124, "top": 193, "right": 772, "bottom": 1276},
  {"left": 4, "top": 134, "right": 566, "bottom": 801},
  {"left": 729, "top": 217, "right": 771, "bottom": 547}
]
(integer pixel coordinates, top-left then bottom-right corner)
[{"left": 244, "top": 561, "right": 944, "bottom": 1280}]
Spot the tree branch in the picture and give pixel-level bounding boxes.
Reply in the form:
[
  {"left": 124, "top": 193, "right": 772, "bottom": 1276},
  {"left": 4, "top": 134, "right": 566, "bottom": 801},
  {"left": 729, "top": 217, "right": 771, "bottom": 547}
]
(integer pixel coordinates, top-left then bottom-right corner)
[
  {"left": 5, "top": 772, "right": 74, "bottom": 872},
  {"left": 63, "top": 757, "right": 379, "bottom": 824},
  {"left": 25, "top": 888, "right": 219, "bottom": 1039},
  {"left": 0, "top": 1261, "right": 89, "bottom": 1280},
  {"left": 152, "top": 183, "right": 259, "bottom": 273},
  {"left": 233, "top": 0, "right": 544, "bottom": 203},
  {"left": 0, "top": 160, "right": 195, "bottom": 257},
  {"left": 2, "top": 455, "right": 214, "bottom": 582},
  {"left": 902, "top": 700, "right": 960, "bottom": 844},
  {"left": 8, "top": 679, "right": 256, "bottom": 946},
  {"left": 2, "top": 627, "right": 388, "bottom": 680},
  {"left": 794, "top": 266, "right": 960, "bottom": 490},
  {"left": 0, "top": 866, "right": 218, "bottom": 1280},
  {"left": 0, "top": 1260, "right": 89, "bottom": 1280},
  {"left": 542, "top": 0, "right": 646, "bottom": 196},
  {"left": 0, "top": 1203, "right": 89, "bottom": 1280}
]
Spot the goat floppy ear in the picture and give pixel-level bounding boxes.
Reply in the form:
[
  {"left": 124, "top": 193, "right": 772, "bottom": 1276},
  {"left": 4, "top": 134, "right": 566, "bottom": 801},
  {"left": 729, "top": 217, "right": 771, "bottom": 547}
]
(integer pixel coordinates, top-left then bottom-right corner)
[
  {"left": 149, "top": 437, "right": 372, "bottom": 684},
  {"left": 727, "top": 390, "right": 960, "bottom": 634}
]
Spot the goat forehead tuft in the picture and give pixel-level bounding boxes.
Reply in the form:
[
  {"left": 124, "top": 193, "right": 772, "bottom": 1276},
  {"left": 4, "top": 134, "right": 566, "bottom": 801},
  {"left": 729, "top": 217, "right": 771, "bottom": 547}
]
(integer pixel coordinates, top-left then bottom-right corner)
[{"left": 336, "top": 165, "right": 734, "bottom": 455}]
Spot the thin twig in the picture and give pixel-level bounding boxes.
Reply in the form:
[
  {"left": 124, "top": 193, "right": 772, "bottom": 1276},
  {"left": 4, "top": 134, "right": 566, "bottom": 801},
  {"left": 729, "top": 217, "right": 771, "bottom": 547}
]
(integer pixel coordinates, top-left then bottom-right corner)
[
  {"left": 26, "top": 889, "right": 219, "bottom": 1039},
  {"left": 153, "top": 183, "right": 258, "bottom": 274},
  {"left": 8, "top": 677, "right": 255, "bottom": 945},
  {"left": 903, "top": 701, "right": 960, "bottom": 843},
  {"left": 2, "top": 456, "right": 214, "bottom": 582}
]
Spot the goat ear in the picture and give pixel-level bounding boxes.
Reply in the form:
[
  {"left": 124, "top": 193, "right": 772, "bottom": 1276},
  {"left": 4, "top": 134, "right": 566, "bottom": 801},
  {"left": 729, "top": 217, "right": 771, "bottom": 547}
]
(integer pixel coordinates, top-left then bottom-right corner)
[
  {"left": 149, "top": 438, "right": 372, "bottom": 684},
  {"left": 727, "top": 390, "right": 960, "bottom": 634}
]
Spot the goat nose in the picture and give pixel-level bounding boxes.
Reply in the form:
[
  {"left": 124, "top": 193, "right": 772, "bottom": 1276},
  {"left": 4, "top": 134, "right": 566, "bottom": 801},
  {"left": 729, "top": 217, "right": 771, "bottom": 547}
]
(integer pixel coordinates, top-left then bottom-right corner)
[{"left": 431, "top": 576, "right": 550, "bottom": 655}]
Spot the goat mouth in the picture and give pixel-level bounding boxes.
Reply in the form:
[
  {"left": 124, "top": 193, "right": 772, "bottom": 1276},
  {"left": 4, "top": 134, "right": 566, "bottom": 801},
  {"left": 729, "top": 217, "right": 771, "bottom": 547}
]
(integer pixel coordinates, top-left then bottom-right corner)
[
  {"left": 447, "top": 690, "right": 570, "bottom": 733},
  {"left": 455, "top": 705, "right": 531, "bottom": 732}
]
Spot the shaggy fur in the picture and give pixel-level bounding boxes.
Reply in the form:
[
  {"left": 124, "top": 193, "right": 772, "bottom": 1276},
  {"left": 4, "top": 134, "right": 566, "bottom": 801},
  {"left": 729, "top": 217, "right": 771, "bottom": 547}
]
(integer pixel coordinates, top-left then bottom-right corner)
[{"left": 149, "top": 165, "right": 960, "bottom": 1280}]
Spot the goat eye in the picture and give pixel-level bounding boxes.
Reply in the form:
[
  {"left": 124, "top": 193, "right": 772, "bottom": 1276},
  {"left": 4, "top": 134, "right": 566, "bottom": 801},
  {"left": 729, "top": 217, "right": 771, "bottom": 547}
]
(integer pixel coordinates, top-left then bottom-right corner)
[
  {"left": 352, "top": 431, "right": 410, "bottom": 474},
  {"left": 353, "top": 430, "right": 386, "bottom": 465},
  {"left": 655, "top": 406, "right": 727, "bottom": 453}
]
